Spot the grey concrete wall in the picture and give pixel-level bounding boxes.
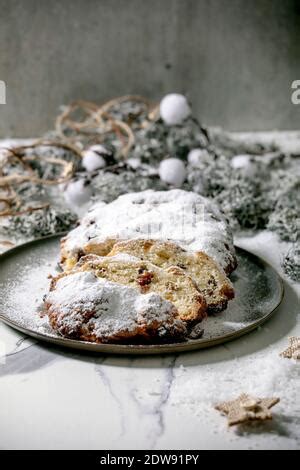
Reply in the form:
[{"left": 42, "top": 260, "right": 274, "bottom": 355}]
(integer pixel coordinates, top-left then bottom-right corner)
[{"left": 0, "top": 0, "right": 299, "bottom": 137}]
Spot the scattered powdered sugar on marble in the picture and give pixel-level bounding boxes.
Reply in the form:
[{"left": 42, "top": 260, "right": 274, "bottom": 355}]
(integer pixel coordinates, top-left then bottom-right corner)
[
  {"left": 45, "top": 271, "right": 182, "bottom": 340},
  {"left": 63, "top": 189, "right": 236, "bottom": 273},
  {"left": 169, "top": 349, "right": 300, "bottom": 446},
  {"left": 172, "top": 351, "right": 297, "bottom": 407}
]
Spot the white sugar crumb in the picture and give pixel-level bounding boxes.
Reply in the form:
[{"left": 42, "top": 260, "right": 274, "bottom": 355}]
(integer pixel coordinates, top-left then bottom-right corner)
[
  {"left": 45, "top": 271, "right": 181, "bottom": 340},
  {"left": 63, "top": 189, "right": 236, "bottom": 272}
]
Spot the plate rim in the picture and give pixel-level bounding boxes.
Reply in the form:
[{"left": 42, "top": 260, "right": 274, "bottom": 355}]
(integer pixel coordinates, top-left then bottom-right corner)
[{"left": 0, "top": 234, "right": 284, "bottom": 355}]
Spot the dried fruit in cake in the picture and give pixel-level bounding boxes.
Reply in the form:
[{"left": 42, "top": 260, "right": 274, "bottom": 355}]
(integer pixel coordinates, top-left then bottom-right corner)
[
  {"left": 108, "top": 239, "right": 234, "bottom": 313},
  {"left": 54, "top": 253, "right": 207, "bottom": 323}
]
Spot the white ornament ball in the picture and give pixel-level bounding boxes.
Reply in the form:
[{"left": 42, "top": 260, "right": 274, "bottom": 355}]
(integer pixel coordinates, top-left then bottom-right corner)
[
  {"left": 230, "top": 154, "right": 252, "bottom": 170},
  {"left": 64, "top": 179, "right": 93, "bottom": 207},
  {"left": 159, "top": 158, "right": 187, "bottom": 187},
  {"left": 127, "top": 157, "right": 141, "bottom": 170},
  {"left": 160, "top": 93, "right": 191, "bottom": 126},
  {"left": 187, "top": 148, "right": 209, "bottom": 166},
  {"left": 82, "top": 145, "right": 107, "bottom": 172},
  {"left": 231, "top": 154, "right": 257, "bottom": 177}
]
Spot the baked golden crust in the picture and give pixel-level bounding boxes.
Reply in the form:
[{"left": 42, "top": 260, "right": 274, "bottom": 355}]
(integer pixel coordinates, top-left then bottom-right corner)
[
  {"left": 60, "top": 190, "right": 237, "bottom": 275},
  {"left": 60, "top": 236, "right": 117, "bottom": 270},
  {"left": 108, "top": 239, "right": 234, "bottom": 313}
]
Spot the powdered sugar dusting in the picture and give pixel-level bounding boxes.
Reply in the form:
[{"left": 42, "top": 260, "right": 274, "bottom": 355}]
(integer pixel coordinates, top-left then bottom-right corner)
[
  {"left": 63, "top": 190, "right": 236, "bottom": 272},
  {"left": 45, "top": 271, "right": 182, "bottom": 341},
  {"left": 1, "top": 263, "right": 55, "bottom": 336}
]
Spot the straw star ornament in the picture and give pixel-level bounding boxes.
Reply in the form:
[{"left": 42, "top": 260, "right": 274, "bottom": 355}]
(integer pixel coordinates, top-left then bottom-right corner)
[
  {"left": 280, "top": 337, "right": 300, "bottom": 360},
  {"left": 215, "top": 393, "right": 280, "bottom": 426}
]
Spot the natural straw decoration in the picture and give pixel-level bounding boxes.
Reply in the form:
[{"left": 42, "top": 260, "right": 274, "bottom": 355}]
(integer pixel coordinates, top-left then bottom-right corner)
[
  {"left": 96, "top": 95, "right": 153, "bottom": 119},
  {"left": 0, "top": 239, "right": 15, "bottom": 248},
  {"left": 0, "top": 162, "right": 73, "bottom": 187},
  {"left": 55, "top": 100, "right": 102, "bottom": 138},
  {"left": 0, "top": 151, "right": 22, "bottom": 216},
  {"left": 0, "top": 154, "right": 74, "bottom": 187},
  {"left": 147, "top": 104, "right": 160, "bottom": 122},
  {"left": 0, "top": 96, "right": 157, "bottom": 217},
  {"left": 10, "top": 140, "right": 83, "bottom": 159},
  {"left": 0, "top": 141, "right": 78, "bottom": 217},
  {"left": 0, "top": 191, "right": 20, "bottom": 214},
  {"left": 107, "top": 119, "right": 135, "bottom": 158},
  {"left": 55, "top": 96, "right": 157, "bottom": 158},
  {"left": 0, "top": 203, "right": 50, "bottom": 218}
]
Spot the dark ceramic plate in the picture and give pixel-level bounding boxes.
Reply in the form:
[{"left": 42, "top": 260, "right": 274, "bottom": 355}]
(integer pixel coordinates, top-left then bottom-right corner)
[{"left": 0, "top": 234, "right": 284, "bottom": 355}]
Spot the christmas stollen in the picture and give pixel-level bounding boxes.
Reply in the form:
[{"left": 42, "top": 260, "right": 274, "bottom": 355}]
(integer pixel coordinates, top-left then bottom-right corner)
[
  {"left": 60, "top": 189, "right": 237, "bottom": 274},
  {"left": 52, "top": 253, "right": 207, "bottom": 323}
]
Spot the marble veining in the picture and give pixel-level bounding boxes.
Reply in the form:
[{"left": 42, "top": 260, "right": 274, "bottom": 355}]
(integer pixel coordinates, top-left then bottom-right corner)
[{"left": 95, "top": 359, "right": 127, "bottom": 439}]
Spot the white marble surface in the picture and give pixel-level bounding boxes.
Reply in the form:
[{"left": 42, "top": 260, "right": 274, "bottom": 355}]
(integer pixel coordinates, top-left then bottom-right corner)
[
  {"left": 0, "top": 132, "right": 299, "bottom": 450},
  {"left": 0, "top": 230, "right": 299, "bottom": 450}
]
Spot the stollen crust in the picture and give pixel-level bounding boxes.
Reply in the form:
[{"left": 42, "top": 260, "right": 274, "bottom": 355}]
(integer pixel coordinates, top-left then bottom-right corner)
[{"left": 60, "top": 190, "right": 237, "bottom": 274}]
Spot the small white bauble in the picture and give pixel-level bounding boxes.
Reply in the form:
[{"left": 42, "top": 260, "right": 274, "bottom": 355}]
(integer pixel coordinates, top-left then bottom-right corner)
[
  {"left": 127, "top": 157, "right": 141, "bottom": 170},
  {"left": 231, "top": 154, "right": 257, "bottom": 177},
  {"left": 82, "top": 145, "right": 108, "bottom": 172},
  {"left": 187, "top": 148, "right": 209, "bottom": 166},
  {"left": 230, "top": 154, "right": 252, "bottom": 169},
  {"left": 64, "top": 179, "right": 93, "bottom": 207},
  {"left": 159, "top": 158, "right": 187, "bottom": 187},
  {"left": 160, "top": 93, "right": 191, "bottom": 126}
]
